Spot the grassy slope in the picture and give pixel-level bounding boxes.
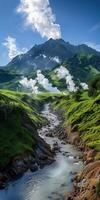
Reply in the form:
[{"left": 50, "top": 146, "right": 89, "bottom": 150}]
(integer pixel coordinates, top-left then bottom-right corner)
[
  {"left": 0, "top": 69, "right": 21, "bottom": 91},
  {"left": 65, "top": 54, "right": 100, "bottom": 82},
  {"left": 44, "top": 55, "right": 100, "bottom": 91},
  {"left": 47, "top": 70, "right": 67, "bottom": 90},
  {"left": 0, "top": 69, "right": 19, "bottom": 83},
  {"left": 0, "top": 90, "right": 66, "bottom": 168},
  {"left": 53, "top": 91, "right": 100, "bottom": 152},
  {"left": 0, "top": 88, "right": 100, "bottom": 168},
  {"left": 0, "top": 90, "right": 43, "bottom": 168}
]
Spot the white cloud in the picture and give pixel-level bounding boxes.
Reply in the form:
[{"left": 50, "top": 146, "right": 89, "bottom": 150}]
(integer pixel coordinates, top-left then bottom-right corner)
[
  {"left": 90, "top": 22, "right": 100, "bottom": 32},
  {"left": 85, "top": 42, "right": 100, "bottom": 52},
  {"left": 55, "top": 66, "right": 77, "bottom": 92},
  {"left": 3, "top": 36, "right": 28, "bottom": 60},
  {"left": 16, "top": 0, "right": 61, "bottom": 39}
]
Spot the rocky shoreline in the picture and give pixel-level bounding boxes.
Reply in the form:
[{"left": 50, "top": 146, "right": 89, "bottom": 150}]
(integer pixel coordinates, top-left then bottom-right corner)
[
  {"left": 51, "top": 107, "right": 100, "bottom": 200},
  {"left": 64, "top": 130, "right": 100, "bottom": 200},
  {"left": 40, "top": 105, "right": 100, "bottom": 200},
  {"left": 0, "top": 116, "right": 55, "bottom": 190},
  {"left": 0, "top": 136, "right": 55, "bottom": 189},
  {"left": 0, "top": 105, "right": 67, "bottom": 190}
]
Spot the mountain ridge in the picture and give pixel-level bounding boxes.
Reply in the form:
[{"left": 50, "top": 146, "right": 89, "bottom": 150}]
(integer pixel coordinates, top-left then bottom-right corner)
[
  {"left": 0, "top": 38, "right": 100, "bottom": 91},
  {"left": 6, "top": 38, "right": 100, "bottom": 74}
]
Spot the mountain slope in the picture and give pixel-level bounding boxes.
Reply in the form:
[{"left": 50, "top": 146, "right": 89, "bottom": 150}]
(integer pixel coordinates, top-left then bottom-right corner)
[
  {"left": 6, "top": 39, "right": 100, "bottom": 75},
  {"left": 0, "top": 69, "right": 20, "bottom": 83},
  {"left": 0, "top": 39, "right": 100, "bottom": 92},
  {"left": 0, "top": 54, "right": 100, "bottom": 92},
  {"left": 46, "top": 54, "right": 100, "bottom": 90}
]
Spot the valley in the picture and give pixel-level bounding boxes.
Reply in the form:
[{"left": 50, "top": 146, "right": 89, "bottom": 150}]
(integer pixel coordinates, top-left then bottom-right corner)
[
  {"left": 0, "top": 39, "right": 100, "bottom": 200},
  {"left": 0, "top": 103, "right": 83, "bottom": 200},
  {"left": 0, "top": 87, "right": 100, "bottom": 200},
  {"left": 0, "top": 0, "right": 100, "bottom": 199}
]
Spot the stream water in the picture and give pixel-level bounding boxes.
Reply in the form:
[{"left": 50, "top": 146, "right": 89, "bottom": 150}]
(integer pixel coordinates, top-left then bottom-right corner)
[{"left": 0, "top": 104, "right": 83, "bottom": 200}]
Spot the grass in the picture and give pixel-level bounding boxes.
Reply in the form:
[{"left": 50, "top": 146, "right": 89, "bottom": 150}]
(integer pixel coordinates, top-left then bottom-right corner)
[
  {"left": 0, "top": 89, "right": 44, "bottom": 168},
  {"left": 96, "top": 181, "right": 100, "bottom": 197},
  {"left": 0, "top": 110, "right": 36, "bottom": 167},
  {"left": 47, "top": 70, "right": 67, "bottom": 90},
  {"left": 0, "top": 90, "right": 43, "bottom": 125},
  {"left": 53, "top": 91, "right": 100, "bottom": 151},
  {"left": 0, "top": 90, "right": 67, "bottom": 168},
  {"left": 0, "top": 88, "right": 100, "bottom": 168}
]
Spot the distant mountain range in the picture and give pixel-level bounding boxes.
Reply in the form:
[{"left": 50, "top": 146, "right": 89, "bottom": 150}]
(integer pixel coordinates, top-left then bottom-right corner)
[{"left": 0, "top": 38, "right": 100, "bottom": 91}]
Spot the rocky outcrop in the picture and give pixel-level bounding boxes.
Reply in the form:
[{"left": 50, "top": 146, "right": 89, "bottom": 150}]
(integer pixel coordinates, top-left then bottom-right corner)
[
  {"left": 0, "top": 142, "right": 54, "bottom": 189},
  {"left": 65, "top": 161, "right": 100, "bottom": 200},
  {"left": 0, "top": 112, "right": 55, "bottom": 189},
  {"left": 64, "top": 128, "right": 100, "bottom": 200},
  {"left": 0, "top": 141, "right": 55, "bottom": 189}
]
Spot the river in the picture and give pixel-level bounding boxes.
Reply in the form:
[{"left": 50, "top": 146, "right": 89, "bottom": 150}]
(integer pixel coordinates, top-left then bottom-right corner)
[{"left": 0, "top": 104, "right": 83, "bottom": 200}]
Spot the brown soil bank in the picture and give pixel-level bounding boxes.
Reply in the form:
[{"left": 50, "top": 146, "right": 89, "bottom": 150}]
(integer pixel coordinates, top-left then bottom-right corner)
[
  {"left": 65, "top": 161, "right": 100, "bottom": 200},
  {"left": 65, "top": 131, "right": 100, "bottom": 200}
]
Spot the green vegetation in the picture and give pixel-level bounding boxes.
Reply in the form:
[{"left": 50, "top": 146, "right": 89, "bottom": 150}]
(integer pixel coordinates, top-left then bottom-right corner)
[
  {"left": 95, "top": 153, "right": 100, "bottom": 161},
  {"left": 0, "top": 70, "right": 100, "bottom": 169},
  {"left": 88, "top": 73, "right": 100, "bottom": 96},
  {"left": 64, "top": 54, "right": 100, "bottom": 82},
  {"left": 96, "top": 181, "right": 100, "bottom": 197},
  {"left": 0, "top": 90, "right": 43, "bottom": 168},
  {"left": 0, "top": 69, "right": 20, "bottom": 83},
  {"left": 47, "top": 70, "right": 67, "bottom": 90},
  {"left": 1, "top": 53, "right": 100, "bottom": 92},
  {"left": 39, "top": 54, "right": 100, "bottom": 92},
  {"left": 0, "top": 69, "right": 21, "bottom": 91},
  {"left": 0, "top": 89, "right": 67, "bottom": 168},
  {"left": 53, "top": 90, "right": 100, "bottom": 151}
]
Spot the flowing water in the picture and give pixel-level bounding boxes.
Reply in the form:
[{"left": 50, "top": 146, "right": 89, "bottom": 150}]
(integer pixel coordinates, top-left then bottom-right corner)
[{"left": 0, "top": 104, "right": 83, "bottom": 200}]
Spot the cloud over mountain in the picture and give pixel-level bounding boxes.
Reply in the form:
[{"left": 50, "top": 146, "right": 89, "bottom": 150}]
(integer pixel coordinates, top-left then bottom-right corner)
[
  {"left": 3, "top": 36, "right": 28, "bottom": 60},
  {"left": 16, "top": 0, "right": 61, "bottom": 39}
]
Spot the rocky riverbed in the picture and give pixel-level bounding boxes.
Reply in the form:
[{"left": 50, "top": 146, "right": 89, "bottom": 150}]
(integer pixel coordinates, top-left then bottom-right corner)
[{"left": 0, "top": 103, "right": 84, "bottom": 200}]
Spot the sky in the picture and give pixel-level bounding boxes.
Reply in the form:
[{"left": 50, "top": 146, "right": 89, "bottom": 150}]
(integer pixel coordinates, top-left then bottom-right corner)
[{"left": 0, "top": 0, "right": 100, "bottom": 65}]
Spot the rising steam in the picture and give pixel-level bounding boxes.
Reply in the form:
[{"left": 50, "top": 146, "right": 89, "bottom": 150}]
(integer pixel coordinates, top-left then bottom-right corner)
[
  {"left": 55, "top": 66, "right": 78, "bottom": 92},
  {"left": 80, "top": 82, "right": 88, "bottom": 90},
  {"left": 19, "top": 70, "right": 59, "bottom": 93}
]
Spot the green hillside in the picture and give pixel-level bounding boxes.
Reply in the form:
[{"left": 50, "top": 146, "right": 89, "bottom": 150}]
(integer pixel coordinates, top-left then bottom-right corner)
[
  {"left": 0, "top": 90, "right": 64, "bottom": 169},
  {"left": 0, "top": 90, "right": 43, "bottom": 168},
  {"left": 0, "top": 72, "right": 100, "bottom": 169},
  {"left": 64, "top": 54, "right": 100, "bottom": 82},
  {"left": 53, "top": 89, "right": 100, "bottom": 153},
  {"left": 0, "top": 69, "right": 21, "bottom": 91},
  {"left": 0, "top": 54, "right": 100, "bottom": 92}
]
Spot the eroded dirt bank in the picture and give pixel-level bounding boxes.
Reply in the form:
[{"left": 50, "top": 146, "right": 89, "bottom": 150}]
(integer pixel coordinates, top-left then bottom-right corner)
[{"left": 64, "top": 130, "right": 100, "bottom": 200}]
